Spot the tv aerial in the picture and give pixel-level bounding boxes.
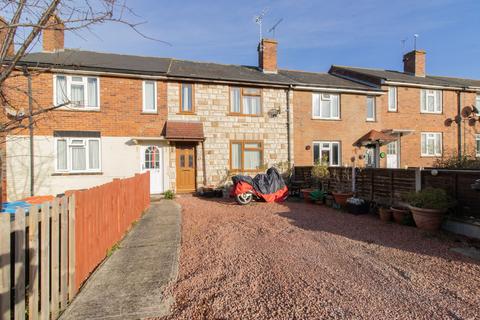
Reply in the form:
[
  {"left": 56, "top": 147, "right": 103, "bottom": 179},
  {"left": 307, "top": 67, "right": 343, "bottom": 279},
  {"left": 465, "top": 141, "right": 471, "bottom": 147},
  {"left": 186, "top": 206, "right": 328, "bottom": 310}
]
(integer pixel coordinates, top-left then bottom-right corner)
[
  {"left": 268, "top": 18, "right": 283, "bottom": 39},
  {"left": 254, "top": 8, "right": 268, "bottom": 41}
]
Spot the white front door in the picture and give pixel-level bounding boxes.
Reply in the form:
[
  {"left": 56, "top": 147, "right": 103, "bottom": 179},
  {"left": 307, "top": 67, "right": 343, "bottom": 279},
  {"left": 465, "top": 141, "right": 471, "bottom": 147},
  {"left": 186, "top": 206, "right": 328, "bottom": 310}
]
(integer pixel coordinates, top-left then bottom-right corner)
[
  {"left": 386, "top": 141, "right": 398, "bottom": 168},
  {"left": 141, "top": 145, "right": 163, "bottom": 194}
]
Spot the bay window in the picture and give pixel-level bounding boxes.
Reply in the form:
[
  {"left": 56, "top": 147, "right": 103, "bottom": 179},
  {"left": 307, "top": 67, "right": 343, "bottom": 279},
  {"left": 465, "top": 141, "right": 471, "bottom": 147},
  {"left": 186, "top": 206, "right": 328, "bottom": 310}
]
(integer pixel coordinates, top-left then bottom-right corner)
[
  {"left": 54, "top": 75, "right": 99, "bottom": 109},
  {"left": 55, "top": 137, "right": 101, "bottom": 173},
  {"left": 230, "top": 87, "right": 261, "bottom": 115},
  {"left": 313, "top": 141, "right": 340, "bottom": 166},
  {"left": 312, "top": 93, "right": 339, "bottom": 119},
  {"left": 421, "top": 132, "right": 442, "bottom": 157},
  {"left": 230, "top": 141, "right": 263, "bottom": 171},
  {"left": 420, "top": 89, "right": 442, "bottom": 113}
]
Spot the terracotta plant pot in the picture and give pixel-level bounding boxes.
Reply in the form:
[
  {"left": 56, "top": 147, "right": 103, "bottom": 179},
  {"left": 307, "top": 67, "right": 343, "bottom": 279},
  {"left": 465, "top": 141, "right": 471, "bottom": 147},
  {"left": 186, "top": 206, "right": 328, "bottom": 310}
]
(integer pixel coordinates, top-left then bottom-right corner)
[
  {"left": 410, "top": 206, "right": 446, "bottom": 231},
  {"left": 378, "top": 207, "right": 392, "bottom": 222},
  {"left": 332, "top": 192, "right": 353, "bottom": 206},
  {"left": 301, "top": 189, "right": 315, "bottom": 203},
  {"left": 390, "top": 206, "right": 409, "bottom": 224},
  {"left": 325, "top": 195, "right": 334, "bottom": 207}
]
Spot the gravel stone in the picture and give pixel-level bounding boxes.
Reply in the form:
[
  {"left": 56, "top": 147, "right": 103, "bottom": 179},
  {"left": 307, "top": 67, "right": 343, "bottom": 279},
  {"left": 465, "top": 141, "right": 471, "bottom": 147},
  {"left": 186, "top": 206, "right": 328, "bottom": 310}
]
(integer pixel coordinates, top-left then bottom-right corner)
[{"left": 162, "top": 196, "right": 480, "bottom": 319}]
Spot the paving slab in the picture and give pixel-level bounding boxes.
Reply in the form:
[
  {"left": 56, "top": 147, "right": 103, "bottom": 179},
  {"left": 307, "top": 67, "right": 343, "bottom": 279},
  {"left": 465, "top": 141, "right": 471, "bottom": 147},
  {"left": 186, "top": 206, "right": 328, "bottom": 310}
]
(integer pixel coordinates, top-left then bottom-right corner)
[{"left": 60, "top": 200, "right": 181, "bottom": 320}]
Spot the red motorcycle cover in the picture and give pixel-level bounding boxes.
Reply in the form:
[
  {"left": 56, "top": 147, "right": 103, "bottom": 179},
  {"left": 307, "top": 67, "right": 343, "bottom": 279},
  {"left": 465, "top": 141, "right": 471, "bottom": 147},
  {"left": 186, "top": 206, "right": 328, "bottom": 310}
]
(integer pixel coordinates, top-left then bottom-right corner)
[{"left": 231, "top": 167, "right": 289, "bottom": 203}]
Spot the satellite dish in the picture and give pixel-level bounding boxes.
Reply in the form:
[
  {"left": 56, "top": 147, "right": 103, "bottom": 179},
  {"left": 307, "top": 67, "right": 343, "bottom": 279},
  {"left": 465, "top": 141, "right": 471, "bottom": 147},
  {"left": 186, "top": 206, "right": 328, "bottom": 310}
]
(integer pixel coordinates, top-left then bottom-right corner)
[
  {"left": 468, "top": 118, "right": 477, "bottom": 126},
  {"left": 472, "top": 105, "right": 479, "bottom": 114},
  {"left": 444, "top": 118, "right": 453, "bottom": 127},
  {"left": 461, "top": 106, "right": 473, "bottom": 118}
]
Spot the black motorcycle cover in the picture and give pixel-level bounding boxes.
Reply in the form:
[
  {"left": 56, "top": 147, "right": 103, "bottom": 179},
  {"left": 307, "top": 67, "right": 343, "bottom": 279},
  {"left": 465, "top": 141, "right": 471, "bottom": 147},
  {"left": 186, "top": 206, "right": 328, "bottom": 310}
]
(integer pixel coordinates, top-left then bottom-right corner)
[{"left": 232, "top": 167, "right": 287, "bottom": 195}]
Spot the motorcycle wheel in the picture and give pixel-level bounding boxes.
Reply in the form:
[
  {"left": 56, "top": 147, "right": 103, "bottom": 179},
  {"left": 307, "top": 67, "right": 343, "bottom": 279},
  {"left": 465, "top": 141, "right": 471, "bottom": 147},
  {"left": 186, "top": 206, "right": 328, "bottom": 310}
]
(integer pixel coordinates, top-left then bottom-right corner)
[{"left": 235, "top": 193, "right": 253, "bottom": 205}]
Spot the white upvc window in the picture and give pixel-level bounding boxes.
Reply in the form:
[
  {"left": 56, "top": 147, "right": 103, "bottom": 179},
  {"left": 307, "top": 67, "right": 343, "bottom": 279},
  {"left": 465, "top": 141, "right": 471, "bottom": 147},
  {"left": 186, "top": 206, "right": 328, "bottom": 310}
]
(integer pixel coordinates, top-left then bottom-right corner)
[
  {"left": 54, "top": 75, "right": 100, "bottom": 109},
  {"left": 55, "top": 137, "right": 101, "bottom": 173},
  {"left": 313, "top": 141, "right": 340, "bottom": 166},
  {"left": 420, "top": 89, "right": 442, "bottom": 114},
  {"left": 475, "top": 94, "right": 480, "bottom": 112},
  {"left": 388, "top": 86, "right": 397, "bottom": 111},
  {"left": 312, "top": 93, "right": 340, "bottom": 120},
  {"left": 366, "top": 96, "right": 376, "bottom": 121},
  {"left": 476, "top": 134, "right": 480, "bottom": 157},
  {"left": 421, "top": 132, "right": 442, "bottom": 157},
  {"left": 142, "top": 80, "right": 157, "bottom": 113}
]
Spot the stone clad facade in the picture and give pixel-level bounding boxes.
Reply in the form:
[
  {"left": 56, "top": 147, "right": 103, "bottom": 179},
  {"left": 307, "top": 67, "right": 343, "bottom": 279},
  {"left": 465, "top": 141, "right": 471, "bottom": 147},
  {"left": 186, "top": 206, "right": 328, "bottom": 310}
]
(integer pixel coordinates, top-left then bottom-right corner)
[{"left": 167, "top": 82, "right": 291, "bottom": 189}]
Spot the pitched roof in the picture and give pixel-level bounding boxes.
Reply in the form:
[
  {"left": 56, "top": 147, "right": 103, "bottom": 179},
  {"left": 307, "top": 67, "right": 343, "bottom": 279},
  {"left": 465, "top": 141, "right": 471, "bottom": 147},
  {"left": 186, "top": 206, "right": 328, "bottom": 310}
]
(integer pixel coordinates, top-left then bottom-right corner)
[
  {"left": 164, "top": 121, "right": 204, "bottom": 141},
  {"left": 330, "top": 65, "right": 480, "bottom": 89},
  {"left": 278, "top": 69, "right": 379, "bottom": 91},
  {"left": 353, "top": 129, "right": 396, "bottom": 147},
  {"left": 15, "top": 49, "right": 381, "bottom": 91}
]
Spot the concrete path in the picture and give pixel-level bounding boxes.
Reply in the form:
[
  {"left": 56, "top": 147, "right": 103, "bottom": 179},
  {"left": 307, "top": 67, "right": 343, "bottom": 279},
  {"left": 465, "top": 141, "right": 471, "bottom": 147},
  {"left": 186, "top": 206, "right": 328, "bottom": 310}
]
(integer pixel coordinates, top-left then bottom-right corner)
[{"left": 60, "top": 200, "right": 181, "bottom": 320}]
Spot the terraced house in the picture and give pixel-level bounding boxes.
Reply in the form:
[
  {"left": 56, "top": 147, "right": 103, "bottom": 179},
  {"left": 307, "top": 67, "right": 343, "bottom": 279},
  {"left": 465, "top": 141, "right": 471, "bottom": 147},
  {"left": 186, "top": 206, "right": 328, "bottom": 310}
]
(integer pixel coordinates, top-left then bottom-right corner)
[{"left": 3, "top": 18, "right": 480, "bottom": 200}]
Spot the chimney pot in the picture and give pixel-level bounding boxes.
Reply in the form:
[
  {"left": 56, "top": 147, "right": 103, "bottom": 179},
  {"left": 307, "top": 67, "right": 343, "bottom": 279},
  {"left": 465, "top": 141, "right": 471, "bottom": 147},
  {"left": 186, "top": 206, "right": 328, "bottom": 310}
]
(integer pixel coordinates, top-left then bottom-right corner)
[
  {"left": 43, "top": 14, "right": 64, "bottom": 52},
  {"left": 258, "top": 38, "right": 277, "bottom": 73},
  {"left": 403, "top": 50, "right": 426, "bottom": 77}
]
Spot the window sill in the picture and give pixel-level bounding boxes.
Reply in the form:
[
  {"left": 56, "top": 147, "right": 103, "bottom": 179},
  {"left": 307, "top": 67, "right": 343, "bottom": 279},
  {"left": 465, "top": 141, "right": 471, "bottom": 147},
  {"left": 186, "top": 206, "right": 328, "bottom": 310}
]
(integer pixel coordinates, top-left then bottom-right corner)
[
  {"left": 311, "top": 118, "right": 341, "bottom": 121},
  {"left": 420, "top": 155, "right": 442, "bottom": 158},
  {"left": 57, "top": 107, "right": 101, "bottom": 112},
  {"left": 52, "top": 172, "right": 103, "bottom": 176},
  {"left": 228, "top": 113, "right": 262, "bottom": 117},
  {"left": 420, "top": 111, "right": 443, "bottom": 115},
  {"left": 141, "top": 111, "right": 158, "bottom": 115},
  {"left": 177, "top": 112, "right": 196, "bottom": 115},
  {"left": 366, "top": 119, "right": 376, "bottom": 122}
]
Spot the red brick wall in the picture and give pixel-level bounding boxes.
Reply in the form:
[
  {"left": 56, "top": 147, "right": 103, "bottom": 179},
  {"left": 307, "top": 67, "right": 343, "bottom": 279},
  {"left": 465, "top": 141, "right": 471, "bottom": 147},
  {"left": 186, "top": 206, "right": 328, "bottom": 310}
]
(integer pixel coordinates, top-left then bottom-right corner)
[
  {"left": 4, "top": 72, "right": 168, "bottom": 137},
  {"left": 293, "top": 86, "right": 479, "bottom": 168},
  {"left": 258, "top": 39, "right": 277, "bottom": 72}
]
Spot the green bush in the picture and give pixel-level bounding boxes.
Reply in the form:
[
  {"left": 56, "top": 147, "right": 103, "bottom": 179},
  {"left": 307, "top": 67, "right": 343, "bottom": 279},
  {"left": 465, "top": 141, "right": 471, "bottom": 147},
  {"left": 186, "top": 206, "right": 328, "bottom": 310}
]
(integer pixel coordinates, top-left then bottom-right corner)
[
  {"left": 164, "top": 190, "right": 175, "bottom": 200},
  {"left": 404, "top": 188, "right": 454, "bottom": 210}
]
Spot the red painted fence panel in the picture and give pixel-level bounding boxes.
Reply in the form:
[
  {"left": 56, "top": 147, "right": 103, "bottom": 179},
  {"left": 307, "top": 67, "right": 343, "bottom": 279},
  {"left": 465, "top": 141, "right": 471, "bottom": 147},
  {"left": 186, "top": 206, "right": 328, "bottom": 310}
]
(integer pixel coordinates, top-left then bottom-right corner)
[{"left": 73, "top": 173, "right": 150, "bottom": 290}]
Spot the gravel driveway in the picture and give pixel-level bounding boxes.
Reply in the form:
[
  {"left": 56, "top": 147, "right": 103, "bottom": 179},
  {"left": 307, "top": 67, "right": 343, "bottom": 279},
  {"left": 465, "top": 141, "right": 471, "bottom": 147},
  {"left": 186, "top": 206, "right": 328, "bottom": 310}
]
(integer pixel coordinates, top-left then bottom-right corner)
[{"left": 164, "top": 196, "right": 480, "bottom": 319}]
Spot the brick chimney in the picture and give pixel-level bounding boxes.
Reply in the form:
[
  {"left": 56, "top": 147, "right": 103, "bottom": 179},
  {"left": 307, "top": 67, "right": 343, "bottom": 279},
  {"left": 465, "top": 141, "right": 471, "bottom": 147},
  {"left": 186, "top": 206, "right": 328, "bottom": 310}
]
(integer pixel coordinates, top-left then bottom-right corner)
[
  {"left": 43, "top": 14, "right": 64, "bottom": 52},
  {"left": 258, "top": 38, "right": 277, "bottom": 73},
  {"left": 0, "top": 16, "right": 14, "bottom": 56},
  {"left": 403, "top": 50, "right": 426, "bottom": 77}
]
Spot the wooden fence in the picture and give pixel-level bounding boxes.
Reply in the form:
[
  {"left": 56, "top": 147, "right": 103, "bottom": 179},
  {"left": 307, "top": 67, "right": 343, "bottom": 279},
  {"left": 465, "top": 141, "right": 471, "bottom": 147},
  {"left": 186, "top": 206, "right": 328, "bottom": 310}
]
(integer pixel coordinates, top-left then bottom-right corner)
[
  {"left": 293, "top": 166, "right": 480, "bottom": 219},
  {"left": 0, "top": 172, "right": 150, "bottom": 320}
]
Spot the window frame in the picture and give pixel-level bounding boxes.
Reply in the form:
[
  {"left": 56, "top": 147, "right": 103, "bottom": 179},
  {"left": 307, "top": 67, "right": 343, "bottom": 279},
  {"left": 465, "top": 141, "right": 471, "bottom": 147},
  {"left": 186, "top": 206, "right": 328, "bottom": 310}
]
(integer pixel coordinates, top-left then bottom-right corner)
[
  {"left": 366, "top": 95, "right": 376, "bottom": 121},
  {"left": 312, "top": 92, "right": 340, "bottom": 120},
  {"left": 229, "top": 140, "right": 264, "bottom": 172},
  {"left": 54, "top": 137, "right": 102, "bottom": 173},
  {"left": 420, "top": 89, "right": 442, "bottom": 114},
  {"left": 312, "top": 141, "right": 341, "bottom": 166},
  {"left": 420, "top": 132, "right": 442, "bottom": 157},
  {"left": 53, "top": 74, "right": 100, "bottom": 110},
  {"left": 142, "top": 80, "right": 157, "bottom": 113},
  {"left": 229, "top": 86, "right": 262, "bottom": 116},
  {"left": 179, "top": 82, "right": 195, "bottom": 114},
  {"left": 476, "top": 134, "right": 480, "bottom": 157},
  {"left": 388, "top": 86, "right": 397, "bottom": 112}
]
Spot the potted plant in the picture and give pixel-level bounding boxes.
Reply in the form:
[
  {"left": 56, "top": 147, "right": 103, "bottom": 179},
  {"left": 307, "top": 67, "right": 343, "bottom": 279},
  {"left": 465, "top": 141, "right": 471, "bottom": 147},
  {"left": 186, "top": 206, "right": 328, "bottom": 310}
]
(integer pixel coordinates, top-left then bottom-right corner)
[
  {"left": 331, "top": 168, "right": 353, "bottom": 206},
  {"left": 346, "top": 197, "right": 370, "bottom": 214},
  {"left": 404, "top": 188, "right": 454, "bottom": 231},
  {"left": 305, "top": 157, "right": 330, "bottom": 204},
  {"left": 390, "top": 205, "right": 410, "bottom": 224},
  {"left": 377, "top": 203, "right": 392, "bottom": 222}
]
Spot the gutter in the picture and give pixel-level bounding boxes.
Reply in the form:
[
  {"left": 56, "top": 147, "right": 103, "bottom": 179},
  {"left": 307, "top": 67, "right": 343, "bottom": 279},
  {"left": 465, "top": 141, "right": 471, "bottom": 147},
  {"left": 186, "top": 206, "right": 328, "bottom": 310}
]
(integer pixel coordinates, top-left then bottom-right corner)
[
  {"left": 292, "top": 85, "right": 384, "bottom": 95},
  {"left": 384, "top": 80, "right": 476, "bottom": 92}
]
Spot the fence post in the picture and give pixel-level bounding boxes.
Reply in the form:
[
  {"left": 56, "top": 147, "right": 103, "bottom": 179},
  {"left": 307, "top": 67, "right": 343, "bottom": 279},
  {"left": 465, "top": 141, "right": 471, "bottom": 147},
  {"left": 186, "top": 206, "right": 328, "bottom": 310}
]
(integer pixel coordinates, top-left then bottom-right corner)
[
  {"left": 0, "top": 214, "right": 11, "bottom": 320},
  {"left": 51, "top": 199, "right": 60, "bottom": 319},
  {"left": 68, "top": 194, "right": 77, "bottom": 299},
  {"left": 415, "top": 168, "right": 422, "bottom": 192},
  {"left": 28, "top": 205, "right": 39, "bottom": 320},
  {"left": 14, "top": 208, "right": 26, "bottom": 320},
  {"left": 60, "top": 197, "right": 68, "bottom": 309},
  {"left": 40, "top": 202, "right": 50, "bottom": 320}
]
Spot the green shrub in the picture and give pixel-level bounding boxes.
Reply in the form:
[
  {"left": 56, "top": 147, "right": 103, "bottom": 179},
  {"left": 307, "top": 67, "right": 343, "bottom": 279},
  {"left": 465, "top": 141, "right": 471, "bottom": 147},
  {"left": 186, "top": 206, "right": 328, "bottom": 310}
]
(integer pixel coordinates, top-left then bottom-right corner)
[
  {"left": 404, "top": 188, "right": 454, "bottom": 210},
  {"left": 164, "top": 190, "right": 175, "bottom": 200}
]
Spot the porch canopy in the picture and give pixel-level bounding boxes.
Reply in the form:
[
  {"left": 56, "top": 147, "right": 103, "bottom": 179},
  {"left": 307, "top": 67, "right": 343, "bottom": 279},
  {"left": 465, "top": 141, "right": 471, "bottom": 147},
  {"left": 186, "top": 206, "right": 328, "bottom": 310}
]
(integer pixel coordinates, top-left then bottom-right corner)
[
  {"left": 353, "top": 129, "right": 396, "bottom": 147},
  {"left": 164, "top": 121, "right": 205, "bottom": 141}
]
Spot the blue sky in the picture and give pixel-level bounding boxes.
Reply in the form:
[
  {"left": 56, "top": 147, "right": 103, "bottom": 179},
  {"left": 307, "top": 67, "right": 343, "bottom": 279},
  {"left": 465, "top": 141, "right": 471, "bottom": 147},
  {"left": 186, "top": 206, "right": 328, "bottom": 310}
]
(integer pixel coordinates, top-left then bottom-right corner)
[{"left": 69, "top": 0, "right": 480, "bottom": 78}]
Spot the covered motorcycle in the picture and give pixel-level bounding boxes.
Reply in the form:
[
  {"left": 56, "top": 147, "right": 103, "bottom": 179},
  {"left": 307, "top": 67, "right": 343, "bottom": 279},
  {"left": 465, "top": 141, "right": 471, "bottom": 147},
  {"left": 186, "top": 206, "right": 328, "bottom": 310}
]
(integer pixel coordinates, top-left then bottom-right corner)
[{"left": 230, "top": 167, "right": 288, "bottom": 205}]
